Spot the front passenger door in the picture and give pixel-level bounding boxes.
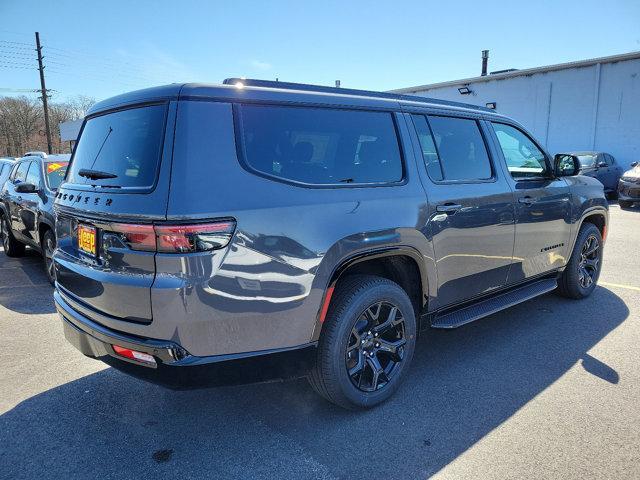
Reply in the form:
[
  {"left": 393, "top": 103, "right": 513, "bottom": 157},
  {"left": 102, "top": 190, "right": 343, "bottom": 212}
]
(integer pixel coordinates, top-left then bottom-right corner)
[
  {"left": 489, "top": 122, "right": 572, "bottom": 283},
  {"left": 21, "top": 160, "right": 43, "bottom": 243}
]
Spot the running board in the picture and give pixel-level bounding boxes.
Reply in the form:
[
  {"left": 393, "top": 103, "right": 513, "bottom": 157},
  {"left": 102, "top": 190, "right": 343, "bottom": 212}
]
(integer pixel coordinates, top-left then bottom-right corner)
[{"left": 431, "top": 278, "right": 558, "bottom": 329}]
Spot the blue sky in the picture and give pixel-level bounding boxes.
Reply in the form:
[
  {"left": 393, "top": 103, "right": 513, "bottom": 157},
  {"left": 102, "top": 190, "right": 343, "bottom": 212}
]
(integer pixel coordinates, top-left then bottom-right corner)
[{"left": 1, "top": 0, "right": 639, "bottom": 103}]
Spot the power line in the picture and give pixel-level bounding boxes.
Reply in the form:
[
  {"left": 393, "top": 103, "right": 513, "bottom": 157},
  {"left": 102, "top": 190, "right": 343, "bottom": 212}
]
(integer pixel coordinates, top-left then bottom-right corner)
[
  {"left": 0, "top": 50, "right": 34, "bottom": 59},
  {"left": 0, "top": 62, "right": 36, "bottom": 70},
  {"left": 0, "top": 87, "right": 39, "bottom": 93},
  {"left": 46, "top": 69, "right": 142, "bottom": 89},
  {"left": 44, "top": 51, "right": 156, "bottom": 81},
  {"left": 0, "top": 37, "right": 170, "bottom": 86},
  {"left": 0, "top": 41, "right": 33, "bottom": 51},
  {"left": 0, "top": 58, "right": 35, "bottom": 66}
]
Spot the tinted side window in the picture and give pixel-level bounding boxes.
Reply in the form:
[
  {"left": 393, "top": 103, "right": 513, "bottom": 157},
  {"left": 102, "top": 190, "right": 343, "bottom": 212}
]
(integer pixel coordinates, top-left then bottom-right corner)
[
  {"left": 491, "top": 123, "right": 548, "bottom": 179},
  {"left": 13, "top": 162, "right": 29, "bottom": 183},
  {"left": 606, "top": 154, "right": 615, "bottom": 166},
  {"left": 238, "top": 105, "right": 403, "bottom": 185},
  {"left": 412, "top": 114, "right": 443, "bottom": 181},
  {"left": 26, "top": 162, "right": 42, "bottom": 187},
  {"left": 427, "top": 116, "right": 492, "bottom": 181}
]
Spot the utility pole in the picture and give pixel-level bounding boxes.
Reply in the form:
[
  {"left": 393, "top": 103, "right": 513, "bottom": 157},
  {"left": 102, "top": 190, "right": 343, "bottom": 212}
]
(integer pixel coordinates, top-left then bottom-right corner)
[{"left": 35, "top": 32, "right": 52, "bottom": 154}]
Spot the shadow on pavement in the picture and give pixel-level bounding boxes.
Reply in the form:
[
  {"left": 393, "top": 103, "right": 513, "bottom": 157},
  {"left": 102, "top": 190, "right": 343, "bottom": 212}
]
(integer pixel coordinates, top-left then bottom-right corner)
[
  {"left": 0, "top": 286, "right": 628, "bottom": 479},
  {"left": 0, "top": 247, "right": 54, "bottom": 314}
]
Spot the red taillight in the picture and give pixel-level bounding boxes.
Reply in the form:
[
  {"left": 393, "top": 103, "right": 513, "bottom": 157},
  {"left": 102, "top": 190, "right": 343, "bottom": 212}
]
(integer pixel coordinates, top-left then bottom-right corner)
[
  {"left": 109, "top": 223, "right": 156, "bottom": 251},
  {"left": 155, "top": 222, "right": 235, "bottom": 253},
  {"left": 107, "top": 220, "right": 235, "bottom": 253},
  {"left": 112, "top": 345, "right": 156, "bottom": 364}
]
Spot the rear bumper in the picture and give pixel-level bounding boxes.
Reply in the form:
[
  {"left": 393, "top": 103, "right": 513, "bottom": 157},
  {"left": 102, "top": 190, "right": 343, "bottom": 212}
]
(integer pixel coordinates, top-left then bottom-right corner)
[{"left": 55, "top": 289, "right": 316, "bottom": 389}]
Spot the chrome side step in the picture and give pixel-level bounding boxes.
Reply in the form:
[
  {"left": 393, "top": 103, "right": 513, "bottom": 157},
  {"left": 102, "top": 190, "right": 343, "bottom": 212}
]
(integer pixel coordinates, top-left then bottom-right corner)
[{"left": 431, "top": 278, "right": 558, "bottom": 329}]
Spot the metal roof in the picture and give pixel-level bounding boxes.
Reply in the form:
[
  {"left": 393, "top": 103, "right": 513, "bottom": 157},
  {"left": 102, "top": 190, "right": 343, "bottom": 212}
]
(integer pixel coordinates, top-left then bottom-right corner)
[
  {"left": 88, "top": 81, "right": 493, "bottom": 117},
  {"left": 391, "top": 51, "right": 640, "bottom": 94}
]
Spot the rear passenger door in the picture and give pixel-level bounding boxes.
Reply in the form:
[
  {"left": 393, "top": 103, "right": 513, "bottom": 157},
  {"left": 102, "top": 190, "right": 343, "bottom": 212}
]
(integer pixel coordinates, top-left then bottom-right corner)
[
  {"left": 410, "top": 114, "right": 515, "bottom": 309},
  {"left": 7, "top": 160, "right": 30, "bottom": 239},
  {"left": 488, "top": 122, "right": 572, "bottom": 282}
]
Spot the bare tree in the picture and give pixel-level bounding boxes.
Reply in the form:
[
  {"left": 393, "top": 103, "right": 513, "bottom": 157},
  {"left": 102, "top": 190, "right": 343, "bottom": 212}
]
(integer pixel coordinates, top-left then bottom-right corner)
[
  {"left": 0, "top": 96, "right": 40, "bottom": 156},
  {"left": 0, "top": 94, "right": 95, "bottom": 156}
]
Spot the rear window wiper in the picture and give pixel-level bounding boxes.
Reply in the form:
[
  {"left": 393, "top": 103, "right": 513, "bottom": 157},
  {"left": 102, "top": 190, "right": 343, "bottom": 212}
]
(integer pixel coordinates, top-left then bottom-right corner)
[{"left": 78, "top": 169, "right": 118, "bottom": 180}]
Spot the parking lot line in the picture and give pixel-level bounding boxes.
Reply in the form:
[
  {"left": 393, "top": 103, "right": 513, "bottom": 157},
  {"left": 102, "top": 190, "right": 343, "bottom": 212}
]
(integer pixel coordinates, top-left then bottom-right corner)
[{"left": 599, "top": 281, "right": 640, "bottom": 292}]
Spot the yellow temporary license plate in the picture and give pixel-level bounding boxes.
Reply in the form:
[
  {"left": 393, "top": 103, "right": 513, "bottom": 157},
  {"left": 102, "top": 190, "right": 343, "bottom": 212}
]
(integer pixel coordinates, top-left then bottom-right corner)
[{"left": 77, "top": 225, "right": 97, "bottom": 256}]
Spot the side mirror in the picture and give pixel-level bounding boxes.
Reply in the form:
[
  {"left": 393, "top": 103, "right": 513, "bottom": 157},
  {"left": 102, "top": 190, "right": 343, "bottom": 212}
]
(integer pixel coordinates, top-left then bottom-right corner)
[
  {"left": 554, "top": 154, "right": 580, "bottom": 177},
  {"left": 15, "top": 182, "right": 38, "bottom": 193},
  {"left": 631, "top": 161, "right": 638, "bottom": 168},
  {"left": 597, "top": 161, "right": 608, "bottom": 168}
]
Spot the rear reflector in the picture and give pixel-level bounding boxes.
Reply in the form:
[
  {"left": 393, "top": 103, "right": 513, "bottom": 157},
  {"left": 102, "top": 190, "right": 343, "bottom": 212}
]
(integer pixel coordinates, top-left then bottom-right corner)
[
  {"left": 112, "top": 345, "right": 156, "bottom": 364},
  {"left": 107, "top": 220, "right": 236, "bottom": 253},
  {"left": 319, "top": 285, "right": 335, "bottom": 323}
]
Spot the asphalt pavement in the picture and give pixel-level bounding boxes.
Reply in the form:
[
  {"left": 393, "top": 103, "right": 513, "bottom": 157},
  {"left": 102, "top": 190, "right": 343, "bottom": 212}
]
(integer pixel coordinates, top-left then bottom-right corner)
[{"left": 1, "top": 203, "right": 639, "bottom": 479}]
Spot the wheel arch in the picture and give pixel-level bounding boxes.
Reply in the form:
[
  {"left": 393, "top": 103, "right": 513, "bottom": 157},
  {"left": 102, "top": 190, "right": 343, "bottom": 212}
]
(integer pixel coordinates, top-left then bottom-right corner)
[
  {"left": 37, "top": 218, "right": 54, "bottom": 246},
  {"left": 311, "top": 246, "right": 429, "bottom": 341},
  {"left": 567, "top": 206, "right": 608, "bottom": 258}
]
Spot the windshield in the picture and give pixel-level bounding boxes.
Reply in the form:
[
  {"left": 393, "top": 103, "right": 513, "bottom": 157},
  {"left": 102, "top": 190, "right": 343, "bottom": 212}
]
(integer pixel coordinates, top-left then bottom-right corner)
[
  {"left": 45, "top": 162, "right": 69, "bottom": 189},
  {"left": 66, "top": 104, "right": 167, "bottom": 188},
  {"left": 576, "top": 154, "right": 597, "bottom": 167}
]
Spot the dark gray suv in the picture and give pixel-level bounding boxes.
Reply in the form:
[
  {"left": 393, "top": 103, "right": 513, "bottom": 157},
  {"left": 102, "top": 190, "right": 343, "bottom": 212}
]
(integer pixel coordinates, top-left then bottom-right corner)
[{"left": 54, "top": 80, "right": 608, "bottom": 409}]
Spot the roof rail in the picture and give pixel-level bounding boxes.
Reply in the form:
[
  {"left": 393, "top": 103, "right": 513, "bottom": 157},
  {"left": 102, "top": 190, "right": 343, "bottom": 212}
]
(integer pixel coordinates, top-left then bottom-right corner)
[{"left": 223, "top": 78, "right": 491, "bottom": 112}]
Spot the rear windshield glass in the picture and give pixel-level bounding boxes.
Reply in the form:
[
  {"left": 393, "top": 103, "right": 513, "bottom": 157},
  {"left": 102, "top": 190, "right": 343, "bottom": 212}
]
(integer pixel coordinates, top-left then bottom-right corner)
[
  {"left": 67, "top": 104, "right": 166, "bottom": 188},
  {"left": 237, "top": 105, "right": 403, "bottom": 185},
  {"left": 45, "top": 162, "right": 69, "bottom": 189}
]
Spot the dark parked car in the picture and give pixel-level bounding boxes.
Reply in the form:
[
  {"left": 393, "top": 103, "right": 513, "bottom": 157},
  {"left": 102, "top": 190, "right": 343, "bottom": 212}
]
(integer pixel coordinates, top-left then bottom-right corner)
[
  {"left": 0, "top": 154, "right": 69, "bottom": 284},
  {"left": 53, "top": 80, "right": 608, "bottom": 409},
  {"left": 560, "top": 151, "right": 623, "bottom": 197},
  {"left": 618, "top": 161, "right": 640, "bottom": 208}
]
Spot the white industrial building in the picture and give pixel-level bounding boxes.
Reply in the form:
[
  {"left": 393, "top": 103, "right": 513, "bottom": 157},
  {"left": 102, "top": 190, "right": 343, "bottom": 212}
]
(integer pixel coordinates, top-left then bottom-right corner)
[{"left": 392, "top": 51, "right": 640, "bottom": 169}]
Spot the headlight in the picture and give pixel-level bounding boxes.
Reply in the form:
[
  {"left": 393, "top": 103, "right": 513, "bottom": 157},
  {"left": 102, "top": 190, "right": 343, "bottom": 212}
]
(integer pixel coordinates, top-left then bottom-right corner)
[{"left": 621, "top": 176, "right": 639, "bottom": 183}]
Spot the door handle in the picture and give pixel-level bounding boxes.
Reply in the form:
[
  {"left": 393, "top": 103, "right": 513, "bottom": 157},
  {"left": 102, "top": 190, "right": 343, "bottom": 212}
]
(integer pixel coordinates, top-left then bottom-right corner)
[
  {"left": 436, "top": 203, "right": 462, "bottom": 214},
  {"left": 518, "top": 196, "right": 535, "bottom": 206}
]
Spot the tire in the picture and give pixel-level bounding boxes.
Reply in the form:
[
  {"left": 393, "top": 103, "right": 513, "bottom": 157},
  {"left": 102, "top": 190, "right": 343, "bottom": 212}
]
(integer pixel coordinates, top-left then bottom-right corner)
[
  {"left": 618, "top": 200, "right": 633, "bottom": 209},
  {"left": 42, "top": 228, "right": 56, "bottom": 285},
  {"left": 0, "top": 213, "right": 25, "bottom": 258},
  {"left": 557, "top": 223, "right": 603, "bottom": 299},
  {"left": 308, "top": 275, "right": 417, "bottom": 410}
]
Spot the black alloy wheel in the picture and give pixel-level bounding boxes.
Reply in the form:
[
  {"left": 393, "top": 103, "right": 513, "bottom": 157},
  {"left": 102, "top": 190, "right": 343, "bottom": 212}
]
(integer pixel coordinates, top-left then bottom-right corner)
[
  {"left": 43, "top": 229, "right": 56, "bottom": 285},
  {"left": 346, "top": 301, "right": 407, "bottom": 392},
  {"left": 0, "top": 216, "right": 8, "bottom": 251},
  {"left": 0, "top": 214, "right": 25, "bottom": 257},
  {"left": 578, "top": 234, "right": 600, "bottom": 289},
  {"left": 308, "top": 275, "right": 416, "bottom": 409},
  {"left": 557, "top": 222, "right": 603, "bottom": 299}
]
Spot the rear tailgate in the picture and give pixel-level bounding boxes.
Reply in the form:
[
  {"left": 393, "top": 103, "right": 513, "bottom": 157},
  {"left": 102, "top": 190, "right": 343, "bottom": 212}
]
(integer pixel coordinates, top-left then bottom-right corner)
[{"left": 54, "top": 101, "right": 176, "bottom": 323}]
